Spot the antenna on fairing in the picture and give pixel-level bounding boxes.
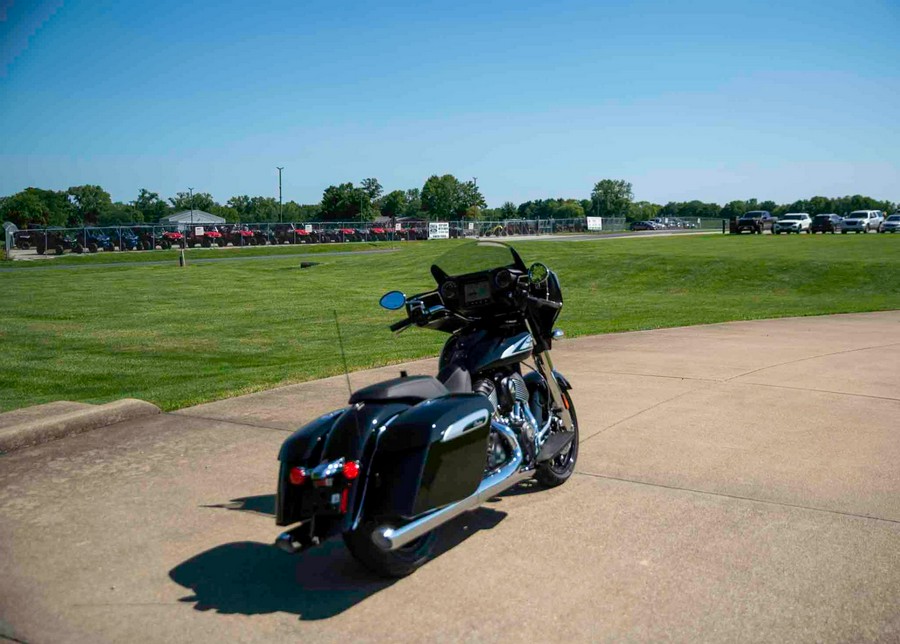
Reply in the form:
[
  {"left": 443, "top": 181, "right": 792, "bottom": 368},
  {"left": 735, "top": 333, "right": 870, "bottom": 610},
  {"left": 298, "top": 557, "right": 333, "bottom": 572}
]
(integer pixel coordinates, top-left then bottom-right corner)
[{"left": 333, "top": 310, "right": 353, "bottom": 397}]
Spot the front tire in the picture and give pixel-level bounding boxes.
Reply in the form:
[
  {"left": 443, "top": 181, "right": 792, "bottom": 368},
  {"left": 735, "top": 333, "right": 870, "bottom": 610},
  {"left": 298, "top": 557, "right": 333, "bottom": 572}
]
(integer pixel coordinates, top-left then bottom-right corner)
[
  {"left": 343, "top": 520, "right": 437, "bottom": 578},
  {"left": 535, "top": 389, "right": 579, "bottom": 488}
]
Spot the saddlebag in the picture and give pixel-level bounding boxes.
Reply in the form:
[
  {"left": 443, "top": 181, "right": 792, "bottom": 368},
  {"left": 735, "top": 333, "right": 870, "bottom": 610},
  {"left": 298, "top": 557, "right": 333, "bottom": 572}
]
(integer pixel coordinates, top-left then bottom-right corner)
[{"left": 371, "top": 394, "right": 492, "bottom": 518}]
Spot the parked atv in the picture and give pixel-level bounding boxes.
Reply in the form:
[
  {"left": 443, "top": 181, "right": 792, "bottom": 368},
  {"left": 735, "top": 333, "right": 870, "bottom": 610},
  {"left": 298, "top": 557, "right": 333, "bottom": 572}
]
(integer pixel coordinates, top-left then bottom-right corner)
[
  {"left": 158, "top": 229, "right": 184, "bottom": 249},
  {"left": 114, "top": 229, "right": 141, "bottom": 251},
  {"left": 186, "top": 226, "right": 225, "bottom": 248},
  {"left": 35, "top": 228, "right": 76, "bottom": 255},
  {"left": 225, "top": 225, "right": 257, "bottom": 246},
  {"left": 251, "top": 226, "right": 275, "bottom": 246},
  {"left": 73, "top": 228, "right": 115, "bottom": 253},
  {"left": 13, "top": 229, "right": 36, "bottom": 250},
  {"left": 369, "top": 226, "right": 388, "bottom": 241}
]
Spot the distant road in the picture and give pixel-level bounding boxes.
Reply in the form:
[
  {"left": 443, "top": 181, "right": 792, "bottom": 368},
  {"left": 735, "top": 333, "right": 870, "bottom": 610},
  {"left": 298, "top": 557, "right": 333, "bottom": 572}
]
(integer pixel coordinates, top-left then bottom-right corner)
[{"left": 1, "top": 229, "right": 720, "bottom": 272}]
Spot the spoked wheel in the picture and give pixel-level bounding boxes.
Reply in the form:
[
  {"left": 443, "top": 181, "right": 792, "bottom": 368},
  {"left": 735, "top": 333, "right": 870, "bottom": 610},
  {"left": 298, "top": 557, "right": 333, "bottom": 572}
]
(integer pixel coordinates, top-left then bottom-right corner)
[
  {"left": 535, "top": 389, "right": 579, "bottom": 488},
  {"left": 343, "top": 520, "right": 437, "bottom": 578}
]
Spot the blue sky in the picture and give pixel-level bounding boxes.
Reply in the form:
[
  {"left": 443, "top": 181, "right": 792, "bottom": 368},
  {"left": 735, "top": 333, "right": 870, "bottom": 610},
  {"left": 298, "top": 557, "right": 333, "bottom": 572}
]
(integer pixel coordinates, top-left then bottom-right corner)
[{"left": 1, "top": 0, "right": 898, "bottom": 207}]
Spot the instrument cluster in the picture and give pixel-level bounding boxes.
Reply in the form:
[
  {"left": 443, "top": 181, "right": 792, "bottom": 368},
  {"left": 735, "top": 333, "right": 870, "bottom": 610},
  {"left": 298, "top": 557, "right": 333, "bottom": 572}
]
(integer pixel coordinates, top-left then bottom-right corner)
[{"left": 439, "top": 268, "right": 520, "bottom": 313}]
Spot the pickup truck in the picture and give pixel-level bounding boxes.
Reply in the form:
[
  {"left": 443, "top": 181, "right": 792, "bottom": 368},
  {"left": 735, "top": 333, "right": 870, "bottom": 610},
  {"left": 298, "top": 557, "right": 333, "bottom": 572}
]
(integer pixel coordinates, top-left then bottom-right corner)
[{"left": 735, "top": 210, "right": 776, "bottom": 234}]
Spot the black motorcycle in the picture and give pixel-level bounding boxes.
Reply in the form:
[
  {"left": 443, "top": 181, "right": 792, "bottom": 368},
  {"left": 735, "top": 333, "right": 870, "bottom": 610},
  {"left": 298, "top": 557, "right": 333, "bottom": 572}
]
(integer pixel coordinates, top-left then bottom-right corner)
[{"left": 275, "top": 241, "right": 578, "bottom": 576}]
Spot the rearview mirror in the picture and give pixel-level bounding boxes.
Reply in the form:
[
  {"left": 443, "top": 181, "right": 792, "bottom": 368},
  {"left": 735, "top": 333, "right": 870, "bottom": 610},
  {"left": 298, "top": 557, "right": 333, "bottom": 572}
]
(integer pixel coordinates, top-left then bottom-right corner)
[
  {"left": 379, "top": 291, "right": 406, "bottom": 310},
  {"left": 528, "top": 262, "right": 549, "bottom": 286}
]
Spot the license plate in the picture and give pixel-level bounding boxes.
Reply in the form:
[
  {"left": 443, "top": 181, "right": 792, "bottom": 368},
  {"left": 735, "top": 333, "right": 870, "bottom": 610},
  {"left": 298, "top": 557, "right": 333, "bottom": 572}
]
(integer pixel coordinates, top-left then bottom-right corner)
[{"left": 313, "top": 478, "right": 333, "bottom": 488}]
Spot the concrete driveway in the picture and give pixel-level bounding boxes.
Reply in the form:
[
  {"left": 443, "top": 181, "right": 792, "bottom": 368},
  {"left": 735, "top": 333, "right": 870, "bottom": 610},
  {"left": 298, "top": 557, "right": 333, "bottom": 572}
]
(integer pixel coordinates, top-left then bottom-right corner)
[{"left": 1, "top": 312, "right": 899, "bottom": 643}]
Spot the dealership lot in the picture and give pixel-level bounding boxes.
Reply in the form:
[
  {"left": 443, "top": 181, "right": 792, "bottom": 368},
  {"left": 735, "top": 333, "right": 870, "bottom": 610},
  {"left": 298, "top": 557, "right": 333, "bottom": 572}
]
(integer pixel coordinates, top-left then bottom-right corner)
[{"left": 2, "top": 312, "right": 899, "bottom": 643}]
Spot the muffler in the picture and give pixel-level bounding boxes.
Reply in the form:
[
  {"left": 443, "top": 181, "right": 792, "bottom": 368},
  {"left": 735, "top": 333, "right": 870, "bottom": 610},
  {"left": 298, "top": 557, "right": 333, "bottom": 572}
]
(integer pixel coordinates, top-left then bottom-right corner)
[{"left": 372, "top": 421, "right": 532, "bottom": 551}]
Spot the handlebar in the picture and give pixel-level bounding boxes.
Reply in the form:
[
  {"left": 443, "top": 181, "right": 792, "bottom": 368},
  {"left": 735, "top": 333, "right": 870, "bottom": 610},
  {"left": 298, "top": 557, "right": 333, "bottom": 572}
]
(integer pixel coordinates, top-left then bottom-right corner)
[
  {"left": 390, "top": 317, "right": 413, "bottom": 332},
  {"left": 527, "top": 294, "right": 562, "bottom": 310}
]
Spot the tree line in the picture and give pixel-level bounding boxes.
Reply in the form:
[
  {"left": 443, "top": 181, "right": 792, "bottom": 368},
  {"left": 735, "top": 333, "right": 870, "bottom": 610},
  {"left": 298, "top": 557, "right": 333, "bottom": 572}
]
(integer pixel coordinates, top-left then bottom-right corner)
[{"left": 1, "top": 177, "right": 895, "bottom": 229}]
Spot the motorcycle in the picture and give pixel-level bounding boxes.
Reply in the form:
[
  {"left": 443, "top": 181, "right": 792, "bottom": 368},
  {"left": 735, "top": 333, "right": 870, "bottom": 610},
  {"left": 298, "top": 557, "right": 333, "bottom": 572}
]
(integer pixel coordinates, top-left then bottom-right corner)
[{"left": 274, "top": 241, "right": 578, "bottom": 577}]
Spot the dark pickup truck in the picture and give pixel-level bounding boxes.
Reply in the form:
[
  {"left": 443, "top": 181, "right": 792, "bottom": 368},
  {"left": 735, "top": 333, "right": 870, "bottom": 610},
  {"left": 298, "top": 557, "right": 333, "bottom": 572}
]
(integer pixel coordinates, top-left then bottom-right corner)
[{"left": 735, "top": 210, "right": 775, "bottom": 234}]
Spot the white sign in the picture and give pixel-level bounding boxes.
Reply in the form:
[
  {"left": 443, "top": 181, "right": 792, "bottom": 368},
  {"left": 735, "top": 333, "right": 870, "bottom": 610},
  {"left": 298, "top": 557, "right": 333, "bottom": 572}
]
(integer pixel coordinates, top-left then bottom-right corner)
[
  {"left": 304, "top": 224, "right": 313, "bottom": 233},
  {"left": 395, "top": 222, "right": 402, "bottom": 231},
  {"left": 586, "top": 217, "right": 603, "bottom": 231},
  {"left": 467, "top": 222, "right": 474, "bottom": 230},
  {"left": 194, "top": 226, "right": 205, "bottom": 236},
  {"left": 428, "top": 222, "right": 450, "bottom": 240}
]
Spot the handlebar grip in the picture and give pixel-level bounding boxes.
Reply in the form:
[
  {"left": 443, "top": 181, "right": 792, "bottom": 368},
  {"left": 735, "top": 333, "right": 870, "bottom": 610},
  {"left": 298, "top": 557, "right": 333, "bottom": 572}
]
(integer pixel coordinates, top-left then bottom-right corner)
[
  {"left": 527, "top": 295, "right": 562, "bottom": 310},
  {"left": 390, "top": 318, "right": 413, "bottom": 332}
]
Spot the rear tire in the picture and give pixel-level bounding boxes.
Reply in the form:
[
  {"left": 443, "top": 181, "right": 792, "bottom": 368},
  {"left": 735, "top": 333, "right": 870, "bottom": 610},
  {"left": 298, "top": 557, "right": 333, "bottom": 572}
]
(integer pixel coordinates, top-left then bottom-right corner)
[
  {"left": 344, "top": 521, "right": 437, "bottom": 578},
  {"left": 535, "top": 389, "right": 579, "bottom": 488}
]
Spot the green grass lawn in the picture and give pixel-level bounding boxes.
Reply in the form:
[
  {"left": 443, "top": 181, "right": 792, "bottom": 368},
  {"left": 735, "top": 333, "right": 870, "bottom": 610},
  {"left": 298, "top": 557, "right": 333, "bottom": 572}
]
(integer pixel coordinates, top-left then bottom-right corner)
[{"left": 1, "top": 234, "right": 898, "bottom": 412}]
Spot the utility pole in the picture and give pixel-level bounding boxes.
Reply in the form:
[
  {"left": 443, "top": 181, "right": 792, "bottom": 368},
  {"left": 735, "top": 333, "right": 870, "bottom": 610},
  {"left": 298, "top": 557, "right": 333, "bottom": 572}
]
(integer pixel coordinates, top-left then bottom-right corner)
[
  {"left": 276, "top": 167, "right": 284, "bottom": 223},
  {"left": 188, "top": 187, "right": 194, "bottom": 233}
]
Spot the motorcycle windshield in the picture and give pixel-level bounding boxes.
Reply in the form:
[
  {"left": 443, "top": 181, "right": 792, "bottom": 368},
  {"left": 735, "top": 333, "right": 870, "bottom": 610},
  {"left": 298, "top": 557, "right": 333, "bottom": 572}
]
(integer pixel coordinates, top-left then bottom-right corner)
[{"left": 432, "top": 241, "right": 524, "bottom": 279}]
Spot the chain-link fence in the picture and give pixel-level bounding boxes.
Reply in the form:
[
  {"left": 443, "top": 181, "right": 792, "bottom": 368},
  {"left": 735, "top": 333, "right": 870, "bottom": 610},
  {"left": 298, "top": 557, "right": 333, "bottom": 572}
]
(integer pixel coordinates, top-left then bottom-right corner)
[{"left": 3, "top": 217, "right": 725, "bottom": 258}]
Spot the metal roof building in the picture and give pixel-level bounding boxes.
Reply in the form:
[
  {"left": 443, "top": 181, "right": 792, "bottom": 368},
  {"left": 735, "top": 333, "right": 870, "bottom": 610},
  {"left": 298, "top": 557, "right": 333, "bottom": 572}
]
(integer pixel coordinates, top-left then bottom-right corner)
[{"left": 158, "top": 210, "right": 225, "bottom": 225}]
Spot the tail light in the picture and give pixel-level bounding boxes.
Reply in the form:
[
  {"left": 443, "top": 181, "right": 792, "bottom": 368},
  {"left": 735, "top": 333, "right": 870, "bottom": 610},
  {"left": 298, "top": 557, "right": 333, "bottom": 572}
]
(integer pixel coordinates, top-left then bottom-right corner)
[
  {"left": 288, "top": 466, "right": 308, "bottom": 485},
  {"left": 342, "top": 460, "right": 360, "bottom": 480}
]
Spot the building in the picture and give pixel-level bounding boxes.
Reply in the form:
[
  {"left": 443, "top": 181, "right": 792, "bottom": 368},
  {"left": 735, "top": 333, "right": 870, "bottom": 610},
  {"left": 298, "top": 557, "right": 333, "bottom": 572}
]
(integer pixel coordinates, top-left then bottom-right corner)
[{"left": 158, "top": 210, "right": 225, "bottom": 229}]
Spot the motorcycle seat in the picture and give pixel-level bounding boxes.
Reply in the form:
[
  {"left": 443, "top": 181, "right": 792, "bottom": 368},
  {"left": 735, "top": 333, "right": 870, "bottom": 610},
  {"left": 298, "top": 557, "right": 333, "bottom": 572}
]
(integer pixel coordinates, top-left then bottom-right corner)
[{"left": 348, "top": 375, "right": 449, "bottom": 405}]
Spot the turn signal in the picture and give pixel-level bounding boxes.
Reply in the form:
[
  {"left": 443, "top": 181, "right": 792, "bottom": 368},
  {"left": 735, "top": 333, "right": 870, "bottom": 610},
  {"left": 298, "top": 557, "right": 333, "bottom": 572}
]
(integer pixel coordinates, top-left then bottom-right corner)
[
  {"left": 342, "top": 460, "right": 360, "bottom": 480},
  {"left": 289, "top": 467, "right": 308, "bottom": 485}
]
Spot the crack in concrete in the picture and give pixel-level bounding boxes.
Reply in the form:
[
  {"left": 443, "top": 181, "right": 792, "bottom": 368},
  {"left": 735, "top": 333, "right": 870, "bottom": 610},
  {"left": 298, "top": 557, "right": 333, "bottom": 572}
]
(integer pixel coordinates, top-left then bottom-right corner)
[
  {"left": 573, "top": 470, "right": 900, "bottom": 526},
  {"left": 169, "top": 411, "right": 292, "bottom": 433},
  {"left": 725, "top": 341, "right": 900, "bottom": 382}
]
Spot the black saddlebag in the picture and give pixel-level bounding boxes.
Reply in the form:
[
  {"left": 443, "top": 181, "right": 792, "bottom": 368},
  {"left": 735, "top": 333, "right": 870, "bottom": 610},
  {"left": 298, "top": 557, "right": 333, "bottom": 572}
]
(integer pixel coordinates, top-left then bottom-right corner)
[{"left": 371, "top": 394, "right": 492, "bottom": 518}]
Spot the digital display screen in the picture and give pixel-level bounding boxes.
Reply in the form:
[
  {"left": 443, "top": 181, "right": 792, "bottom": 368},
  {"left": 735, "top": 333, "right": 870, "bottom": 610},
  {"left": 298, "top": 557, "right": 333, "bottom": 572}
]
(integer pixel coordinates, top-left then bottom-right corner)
[{"left": 464, "top": 280, "right": 491, "bottom": 305}]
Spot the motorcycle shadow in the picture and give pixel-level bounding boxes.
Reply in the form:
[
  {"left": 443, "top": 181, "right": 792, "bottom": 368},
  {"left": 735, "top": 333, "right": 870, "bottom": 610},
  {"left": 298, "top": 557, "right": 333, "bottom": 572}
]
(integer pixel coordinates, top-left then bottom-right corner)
[{"left": 169, "top": 501, "right": 507, "bottom": 621}]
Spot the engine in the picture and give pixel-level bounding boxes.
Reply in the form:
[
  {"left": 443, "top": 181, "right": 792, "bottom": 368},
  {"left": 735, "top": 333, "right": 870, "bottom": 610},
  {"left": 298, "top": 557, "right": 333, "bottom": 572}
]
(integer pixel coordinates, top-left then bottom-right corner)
[{"left": 476, "top": 372, "right": 537, "bottom": 471}]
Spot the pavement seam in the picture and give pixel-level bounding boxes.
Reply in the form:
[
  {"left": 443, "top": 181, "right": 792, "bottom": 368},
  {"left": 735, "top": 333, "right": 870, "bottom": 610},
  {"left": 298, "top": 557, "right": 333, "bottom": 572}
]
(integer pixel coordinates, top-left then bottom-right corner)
[
  {"left": 169, "top": 411, "right": 292, "bottom": 433},
  {"left": 725, "top": 341, "right": 900, "bottom": 382},
  {"left": 731, "top": 381, "right": 900, "bottom": 403},
  {"left": 573, "top": 470, "right": 900, "bottom": 526},
  {"left": 581, "top": 370, "right": 717, "bottom": 383},
  {"left": 578, "top": 385, "right": 708, "bottom": 445}
]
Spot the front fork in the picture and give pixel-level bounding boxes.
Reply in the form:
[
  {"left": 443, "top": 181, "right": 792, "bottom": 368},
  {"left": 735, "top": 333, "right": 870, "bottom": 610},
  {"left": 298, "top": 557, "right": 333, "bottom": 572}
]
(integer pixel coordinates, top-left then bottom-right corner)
[{"left": 532, "top": 349, "right": 574, "bottom": 431}]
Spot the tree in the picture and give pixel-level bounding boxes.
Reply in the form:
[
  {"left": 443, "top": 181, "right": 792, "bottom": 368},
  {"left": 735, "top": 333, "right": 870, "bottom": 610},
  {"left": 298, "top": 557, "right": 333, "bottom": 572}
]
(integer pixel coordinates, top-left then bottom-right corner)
[
  {"left": 403, "top": 189, "right": 422, "bottom": 218},
  {"left": 99, "top": 203, "right": 142, "bottom": 226},
  {"left": 320, "top": 182, "right": 371, "bottom": 221},
  {"left": 379, "top": 190, "right": 407, "bottom": 219},
  {"left": 68, "top": 185, "right": 113, "bottom": 225},
  {"left": 0, "top": 190, "right": 48, "bottom": 227},
  {"left": 421, "top": 175, "right": 485, "bottom": 220},
  {"left": 719, "top": 200, "right": 747, "bottom": 221},
  {"left": 421, "top": 175, "right": 459, "bottom": 220},
  {"left": 360, "top": 178, "right": 383, "bottom": 202},
  {"left": 499, "top": 201, "right": 517, "bottom": 219},
  {"left": 628, "top": 200, "right": 661, "bottom": 222},
  {"left": 169, "top": 191, "right": 216, "bottom": 212},
  {"left": 590, "top": 179, "right": 633, "bottom": 218},
  {"left": 134, "top": 189, "right": 170, "bottom": 222}
]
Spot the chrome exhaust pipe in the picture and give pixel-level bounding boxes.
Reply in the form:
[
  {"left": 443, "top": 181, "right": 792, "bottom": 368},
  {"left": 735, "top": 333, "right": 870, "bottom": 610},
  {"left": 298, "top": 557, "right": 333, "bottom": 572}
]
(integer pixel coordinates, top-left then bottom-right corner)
[{"left": 372, "top": 421, "right": 532, "bottom": 551}]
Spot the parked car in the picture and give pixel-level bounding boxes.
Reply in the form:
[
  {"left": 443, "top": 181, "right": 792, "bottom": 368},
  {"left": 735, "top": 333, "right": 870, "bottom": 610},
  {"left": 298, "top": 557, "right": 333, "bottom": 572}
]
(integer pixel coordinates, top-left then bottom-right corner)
[
  {"left": 34, "top": 228, "right": 76, "bottom": 255},
  {"left": 879, "top": 214, "right": 900, "bottom": 233},
  {"left": 810, "top": 214, "right": 843, "bottom": 234},
  {"left": 735, "top": 210, "right": 775, "bottom": 234},
  {"left": 842, "top": 210, "right": 884, "bottom": 234},
  {"left": 773, "top": 213, "right": 812, "bottom": 234},
  {"left": 630, "top": 221, "right": 656, "bottom": 231}
]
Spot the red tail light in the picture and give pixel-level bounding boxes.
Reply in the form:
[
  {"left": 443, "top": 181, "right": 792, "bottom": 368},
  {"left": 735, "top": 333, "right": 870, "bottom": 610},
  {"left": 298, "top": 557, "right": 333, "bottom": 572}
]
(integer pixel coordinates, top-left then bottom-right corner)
[
  {"left": 288, "top": 467, "right": 307, "bottom": 485},
  {"left": 342, "top": 460, "right": 360, "bottom": 480}
]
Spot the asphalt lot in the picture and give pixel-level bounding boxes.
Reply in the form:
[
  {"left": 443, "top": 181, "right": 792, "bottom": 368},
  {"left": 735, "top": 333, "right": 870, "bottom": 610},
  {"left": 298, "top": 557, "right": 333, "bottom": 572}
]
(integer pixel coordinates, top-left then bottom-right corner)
[{"left": 1, "top": 312, "right": 899, "bottom": 643}]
